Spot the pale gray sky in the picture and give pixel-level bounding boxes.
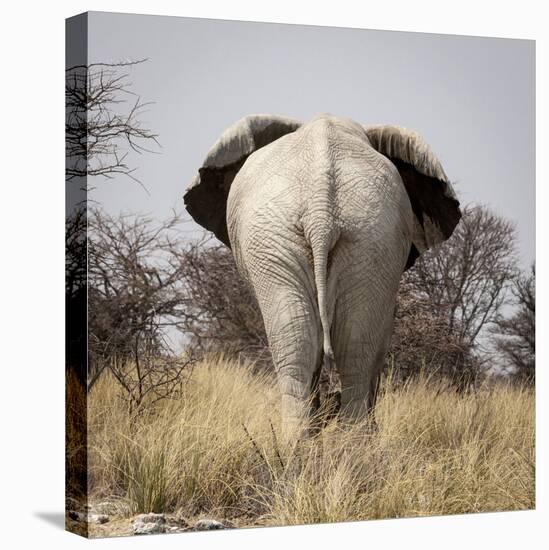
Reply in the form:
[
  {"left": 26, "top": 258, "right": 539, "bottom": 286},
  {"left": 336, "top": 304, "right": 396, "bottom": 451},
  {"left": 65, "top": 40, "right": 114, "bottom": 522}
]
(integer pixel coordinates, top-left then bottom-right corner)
[{"left": 87, "top": 11, "right": 535, "bottom": 268}]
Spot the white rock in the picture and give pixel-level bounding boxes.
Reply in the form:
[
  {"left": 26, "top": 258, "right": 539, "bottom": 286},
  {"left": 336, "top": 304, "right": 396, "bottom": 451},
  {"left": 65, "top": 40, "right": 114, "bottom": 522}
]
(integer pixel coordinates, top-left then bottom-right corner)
[
  {"left": 133, "top": 522, "right": 165, "bottom": 535},
  {"left": 134, "top": 513, "right": 166, "bottom": 524},
  {"left": 193, "top": 519, "right": 227, "bottom": 531},
  {"left": 132, "top": 513, "right": 167, "bottom": 535}
]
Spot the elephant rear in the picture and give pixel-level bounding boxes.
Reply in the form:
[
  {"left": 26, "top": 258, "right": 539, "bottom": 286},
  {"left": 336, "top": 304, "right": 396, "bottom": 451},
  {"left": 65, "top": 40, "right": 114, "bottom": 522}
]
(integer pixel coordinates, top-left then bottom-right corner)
[{"left": 184, "top": 112, "right": 461, "bottom": 434}]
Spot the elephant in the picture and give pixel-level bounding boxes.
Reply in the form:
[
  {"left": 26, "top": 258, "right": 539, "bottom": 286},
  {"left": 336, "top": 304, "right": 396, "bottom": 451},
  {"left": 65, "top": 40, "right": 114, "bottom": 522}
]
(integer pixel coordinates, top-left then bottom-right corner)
[{"left": 184, "top": 113, "right": 461, "bottom": 436}]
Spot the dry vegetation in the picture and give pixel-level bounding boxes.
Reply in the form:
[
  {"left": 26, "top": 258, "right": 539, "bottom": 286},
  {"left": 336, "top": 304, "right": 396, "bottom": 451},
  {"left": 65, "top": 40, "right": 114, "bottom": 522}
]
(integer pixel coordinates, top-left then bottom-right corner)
[{"left": 84, "top": 355, "right": 534, "bottom": 535}]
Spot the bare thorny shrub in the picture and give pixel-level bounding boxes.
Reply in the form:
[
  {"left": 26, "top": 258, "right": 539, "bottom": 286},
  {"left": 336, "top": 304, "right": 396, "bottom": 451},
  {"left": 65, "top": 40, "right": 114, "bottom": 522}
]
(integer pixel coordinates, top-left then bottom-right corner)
[
  {"left": 88, "top": 209, "right": 194, "bottom": 414},
  {"left": 389, "top": 277, "right": 473, "bottom": 384},
  {"left": 407, "top": 205, "right": 518, "bottom": 355},
  {"left": 179, "top": 243, "right": 270, "bottom": 367},
  {"left": 492, "top": 264, "right": 535, "bottom": 382},
  {"left": 395, "top": 206, "right": 517, "bottom": 385}
]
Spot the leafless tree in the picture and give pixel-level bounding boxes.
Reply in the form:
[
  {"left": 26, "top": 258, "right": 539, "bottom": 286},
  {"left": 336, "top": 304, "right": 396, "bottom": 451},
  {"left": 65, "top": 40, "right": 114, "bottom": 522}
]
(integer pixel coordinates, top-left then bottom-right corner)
[
  {"left": 65, "top": 59, "right": 159, "bottom": 186},
  {"left": 492, "top": 264, "right": 535, "bottom": 382},
  {"left": 178, "top": 243, "right": 270, "bottom": 367},
  {"left": 404, "top": 205, "right": 518, "bottom": 368},
  {"left": 88, "top": 209, "right": 193, "bottom": 409},
  {"left": 390, "top": 277, "right": 473, "bottom": 384},
  {"left": 66, "top": 59, "right": 160, "bottom": 392}
]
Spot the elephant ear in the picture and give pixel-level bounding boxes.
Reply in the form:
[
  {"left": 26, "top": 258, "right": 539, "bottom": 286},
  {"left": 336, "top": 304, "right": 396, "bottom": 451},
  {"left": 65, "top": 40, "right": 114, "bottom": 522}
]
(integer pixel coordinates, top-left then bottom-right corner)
[
  {"left": 365, "top": 125, "right": 461, "bottom": 270},
  {"left": 184, "top": 114, "right": 302, "bottom": 247}
]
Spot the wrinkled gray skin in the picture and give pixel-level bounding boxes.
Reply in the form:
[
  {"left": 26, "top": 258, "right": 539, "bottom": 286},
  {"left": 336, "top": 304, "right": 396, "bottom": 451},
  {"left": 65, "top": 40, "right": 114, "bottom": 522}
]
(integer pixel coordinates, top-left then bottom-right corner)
[{"left": 185, "top": 113, "right": 461, "bottom": 438}]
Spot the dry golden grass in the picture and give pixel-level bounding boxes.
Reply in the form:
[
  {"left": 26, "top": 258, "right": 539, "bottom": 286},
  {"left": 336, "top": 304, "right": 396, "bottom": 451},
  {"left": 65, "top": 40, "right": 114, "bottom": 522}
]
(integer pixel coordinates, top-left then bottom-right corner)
[{"left": 87, "top": 355, "right": 534, "bottom": 528}]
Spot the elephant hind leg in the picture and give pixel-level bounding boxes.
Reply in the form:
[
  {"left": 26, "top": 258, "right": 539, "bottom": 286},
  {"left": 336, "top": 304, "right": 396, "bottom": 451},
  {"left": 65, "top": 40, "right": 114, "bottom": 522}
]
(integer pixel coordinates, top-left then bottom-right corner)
[
  {"left": 333, "top": 311, "right": 394, "bottom": 423},
  {"left": 244, "top": 246, "right": 324, "bottom": 438},
  {"left": 330, "top": 263, "right": 398, "bottom": 422},
  {"left": 267, "top": 292, "right": 323, "bottom": 439}
]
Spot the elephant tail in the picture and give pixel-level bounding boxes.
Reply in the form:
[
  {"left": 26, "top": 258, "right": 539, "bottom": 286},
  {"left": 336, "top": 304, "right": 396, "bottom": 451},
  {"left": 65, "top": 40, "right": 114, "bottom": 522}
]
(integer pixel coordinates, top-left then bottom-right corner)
[{"left": 310, "top": 232, "right": 337, "bottom": 365}]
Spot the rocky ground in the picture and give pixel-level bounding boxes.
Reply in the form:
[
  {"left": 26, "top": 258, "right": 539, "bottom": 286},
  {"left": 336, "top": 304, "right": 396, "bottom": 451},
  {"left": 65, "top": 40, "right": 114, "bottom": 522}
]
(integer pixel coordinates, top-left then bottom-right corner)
[{"left": 66, "top": 498, "right": 239, "bottom": 538}]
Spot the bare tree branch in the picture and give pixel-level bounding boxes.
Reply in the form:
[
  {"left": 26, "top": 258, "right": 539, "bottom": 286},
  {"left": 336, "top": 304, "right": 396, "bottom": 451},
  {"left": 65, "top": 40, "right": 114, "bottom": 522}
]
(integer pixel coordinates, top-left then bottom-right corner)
[
  {"left": 88, "top": 209, "right": 193, "bottom": 409},
  {"left": 404, "top": 204, "right": 518, "bottom": 369},
  {"left": 491, "top": 264, "right": 535, "bottom": 382},
  {"left": 65, "top": 59, "right": 159, "bottom": 188}
]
